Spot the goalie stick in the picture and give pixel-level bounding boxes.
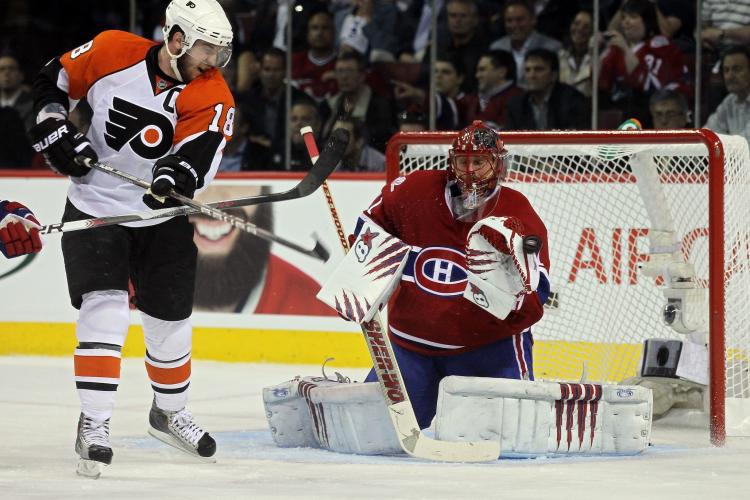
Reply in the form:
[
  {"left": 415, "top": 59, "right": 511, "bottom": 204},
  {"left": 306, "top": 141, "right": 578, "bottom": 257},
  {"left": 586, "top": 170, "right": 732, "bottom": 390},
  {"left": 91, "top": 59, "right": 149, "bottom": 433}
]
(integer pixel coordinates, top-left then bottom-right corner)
[{"left": 302, "top": 128, "right": 500, "bottom": 462}]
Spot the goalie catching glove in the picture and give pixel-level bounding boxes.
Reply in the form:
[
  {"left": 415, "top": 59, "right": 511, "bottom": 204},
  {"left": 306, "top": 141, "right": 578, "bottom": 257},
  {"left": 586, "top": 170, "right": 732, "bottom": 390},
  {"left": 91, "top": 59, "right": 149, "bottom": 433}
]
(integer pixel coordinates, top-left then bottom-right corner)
[
  {"left": 0, "top": 200, "right": 42, "bottom": 258},
  {"left": 143, "top": 155, "right": 199, "bottom": 209},
  {"left": 464, "top": 216, "right": 540, "bottom": 319},
  {"left": 317, "top": 221, "right": 410, "bottom": 323}
]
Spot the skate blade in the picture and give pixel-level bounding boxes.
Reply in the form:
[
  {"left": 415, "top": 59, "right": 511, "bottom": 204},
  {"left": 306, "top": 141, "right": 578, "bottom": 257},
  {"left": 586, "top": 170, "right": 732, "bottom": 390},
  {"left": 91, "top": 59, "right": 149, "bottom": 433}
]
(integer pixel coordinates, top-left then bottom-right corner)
[
  {"left": 76, "top": 458, "right": 105, "bottom": 479},
  {"left": 148, "top": 427, "right": 217, "bottom": 463}
]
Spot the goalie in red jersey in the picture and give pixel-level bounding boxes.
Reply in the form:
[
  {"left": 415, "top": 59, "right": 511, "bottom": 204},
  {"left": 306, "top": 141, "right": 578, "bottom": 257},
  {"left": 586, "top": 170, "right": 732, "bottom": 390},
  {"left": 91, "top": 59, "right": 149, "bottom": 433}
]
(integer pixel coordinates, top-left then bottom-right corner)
[{"left": 319, "top": 120, "right": 551, "bottom": 429}]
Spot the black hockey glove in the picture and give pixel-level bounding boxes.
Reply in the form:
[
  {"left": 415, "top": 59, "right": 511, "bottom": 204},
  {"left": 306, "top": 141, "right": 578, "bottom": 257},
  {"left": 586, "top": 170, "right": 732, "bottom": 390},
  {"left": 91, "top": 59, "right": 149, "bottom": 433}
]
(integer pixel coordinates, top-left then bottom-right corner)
[
  {"left": 143, "top": 155, "right": 199, "bottom": 209},
  {"left": 29, "top": 117, "right": 97, "bottom": 177}
]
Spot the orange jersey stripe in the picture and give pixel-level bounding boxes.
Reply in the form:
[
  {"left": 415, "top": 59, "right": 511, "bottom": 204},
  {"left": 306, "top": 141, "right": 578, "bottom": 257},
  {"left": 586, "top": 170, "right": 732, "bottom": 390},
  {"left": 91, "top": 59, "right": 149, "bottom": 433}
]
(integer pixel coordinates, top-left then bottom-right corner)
[
  {"left": 174, "top": 69, "right": 234, "bottom": 144},
  {"left": 74, "top": 355, "right": 122, "bottom": 379},
  {"left": 145, "top": 359, "right": 191, "bottom": 385}
]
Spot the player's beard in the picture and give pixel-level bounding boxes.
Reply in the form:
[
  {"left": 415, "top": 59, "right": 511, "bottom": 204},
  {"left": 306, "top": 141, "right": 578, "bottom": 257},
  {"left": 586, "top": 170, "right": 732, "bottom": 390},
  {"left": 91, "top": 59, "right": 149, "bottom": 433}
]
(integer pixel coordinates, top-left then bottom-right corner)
[{"left": 192, "top": 201, "right": 273, "bottom": 311}]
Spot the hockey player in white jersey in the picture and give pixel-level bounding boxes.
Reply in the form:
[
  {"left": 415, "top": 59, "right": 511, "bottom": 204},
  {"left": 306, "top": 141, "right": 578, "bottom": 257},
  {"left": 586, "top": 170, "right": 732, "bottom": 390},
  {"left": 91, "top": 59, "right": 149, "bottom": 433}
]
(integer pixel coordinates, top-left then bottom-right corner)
[{"left": 29, "top": 0, "right": 235, "bottom": 478}]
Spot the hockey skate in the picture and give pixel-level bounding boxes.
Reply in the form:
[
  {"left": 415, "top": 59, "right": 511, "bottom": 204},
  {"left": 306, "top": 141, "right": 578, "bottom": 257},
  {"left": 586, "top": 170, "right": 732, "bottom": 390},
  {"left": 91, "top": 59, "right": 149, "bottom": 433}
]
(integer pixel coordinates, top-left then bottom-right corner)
[
  {"left": 75, "top": 413, "right": 113, "bottom": 479},
  {"left": 148, "top": 400, "right": 216, "bottom": 462}
]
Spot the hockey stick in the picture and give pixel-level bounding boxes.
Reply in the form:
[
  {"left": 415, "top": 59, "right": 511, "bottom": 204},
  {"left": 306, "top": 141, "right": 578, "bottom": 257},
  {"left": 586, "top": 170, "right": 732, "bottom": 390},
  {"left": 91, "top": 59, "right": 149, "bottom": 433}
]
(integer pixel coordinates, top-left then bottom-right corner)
[
  {"left": 38, "top": 128, "right": 348, "bottom": 237},
  {"left": 73, "top": 157, "right": 331, "bottom": 261},
  {"left": 302, "top": 128, "right": 500, "bottom": 462}
]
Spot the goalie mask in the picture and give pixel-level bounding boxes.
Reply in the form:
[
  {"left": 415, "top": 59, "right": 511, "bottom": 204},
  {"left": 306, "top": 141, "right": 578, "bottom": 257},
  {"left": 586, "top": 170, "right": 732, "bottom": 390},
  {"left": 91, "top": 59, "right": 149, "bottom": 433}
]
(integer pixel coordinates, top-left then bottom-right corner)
[
  {"left": 448, "top": 121, "right": 508, "bottom": 221},
  {"left": 163, "top": 0, "right": 234, "bottom": 81}
]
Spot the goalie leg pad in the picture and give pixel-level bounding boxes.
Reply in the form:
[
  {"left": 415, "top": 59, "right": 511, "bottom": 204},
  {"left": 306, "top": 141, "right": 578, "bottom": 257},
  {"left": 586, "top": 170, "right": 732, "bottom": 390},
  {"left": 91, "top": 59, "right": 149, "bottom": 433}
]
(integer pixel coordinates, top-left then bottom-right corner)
[
  {"left": 434, "top": 376, "right": 652, "bottom": 457},
  {"left": 317, "top": 220, "right": 410, "bottom": 323},
  {"left": 263, "top": 377, "right": 402, "bottom": 455}
]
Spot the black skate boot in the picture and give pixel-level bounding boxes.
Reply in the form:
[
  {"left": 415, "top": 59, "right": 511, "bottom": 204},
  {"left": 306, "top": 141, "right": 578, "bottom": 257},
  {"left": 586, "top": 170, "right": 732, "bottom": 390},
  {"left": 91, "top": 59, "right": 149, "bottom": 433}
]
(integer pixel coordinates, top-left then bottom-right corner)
[
  {"left": 75, "top": 413, "right": 113, "bottom": 479},
  {"left": 148, "top": 399, "right": 216, "bottom": 461}
]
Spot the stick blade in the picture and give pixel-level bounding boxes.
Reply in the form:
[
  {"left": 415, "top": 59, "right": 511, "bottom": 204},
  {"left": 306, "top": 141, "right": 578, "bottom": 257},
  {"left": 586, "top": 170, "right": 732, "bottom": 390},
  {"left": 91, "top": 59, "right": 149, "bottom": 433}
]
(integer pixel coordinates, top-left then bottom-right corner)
[
  {"left": 389, "top": 401, "right": 500, "bottom": 463},
  {"left": 295, "top": 128, "right": 350, "bottom": 197}
]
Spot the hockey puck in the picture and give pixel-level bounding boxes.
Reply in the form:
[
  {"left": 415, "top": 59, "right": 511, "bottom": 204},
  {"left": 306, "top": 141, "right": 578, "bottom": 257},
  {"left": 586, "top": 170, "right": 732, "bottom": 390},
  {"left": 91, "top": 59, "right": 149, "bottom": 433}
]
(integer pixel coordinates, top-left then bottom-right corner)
[{"left": 523, "top": 235, "right": 541, "bottom": 253}]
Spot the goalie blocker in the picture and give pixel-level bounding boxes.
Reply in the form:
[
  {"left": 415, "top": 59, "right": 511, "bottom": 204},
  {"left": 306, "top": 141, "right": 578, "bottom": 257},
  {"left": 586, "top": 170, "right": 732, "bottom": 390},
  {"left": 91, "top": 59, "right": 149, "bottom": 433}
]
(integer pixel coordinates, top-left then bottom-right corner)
[{"left": 263, "top": 376, "right": 652, "bottom": 457}]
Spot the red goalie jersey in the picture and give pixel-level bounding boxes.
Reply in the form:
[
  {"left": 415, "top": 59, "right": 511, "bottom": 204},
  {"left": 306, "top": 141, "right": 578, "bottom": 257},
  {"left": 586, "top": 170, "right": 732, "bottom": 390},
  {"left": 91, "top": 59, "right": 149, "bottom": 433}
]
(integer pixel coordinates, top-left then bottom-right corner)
[{"left": 356, "top": 170, "right": 551, "bottom": 356}]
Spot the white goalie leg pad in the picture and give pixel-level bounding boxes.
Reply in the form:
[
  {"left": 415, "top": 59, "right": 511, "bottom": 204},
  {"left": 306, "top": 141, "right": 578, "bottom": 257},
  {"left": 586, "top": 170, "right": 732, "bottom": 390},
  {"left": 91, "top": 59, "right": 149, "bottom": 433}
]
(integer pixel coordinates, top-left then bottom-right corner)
[
  {"left": 434, "top": 376, "right": 652, "bottom": 457},
  {"left": 263, "top": 377, "right": 401, "bottom": 455},
  {"left": 307, "top": 382, "right": 401, "bottom": 455},
  {"left": 317, "top": 220, "right": 410, "bottom": 323}
]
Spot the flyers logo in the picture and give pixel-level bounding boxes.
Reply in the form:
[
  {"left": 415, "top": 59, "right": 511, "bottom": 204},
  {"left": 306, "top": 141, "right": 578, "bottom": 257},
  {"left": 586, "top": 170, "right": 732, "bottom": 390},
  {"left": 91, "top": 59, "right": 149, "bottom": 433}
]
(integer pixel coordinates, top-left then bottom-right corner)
[{"left": 105, "top": 97, "right": 174, "bottom": 159}]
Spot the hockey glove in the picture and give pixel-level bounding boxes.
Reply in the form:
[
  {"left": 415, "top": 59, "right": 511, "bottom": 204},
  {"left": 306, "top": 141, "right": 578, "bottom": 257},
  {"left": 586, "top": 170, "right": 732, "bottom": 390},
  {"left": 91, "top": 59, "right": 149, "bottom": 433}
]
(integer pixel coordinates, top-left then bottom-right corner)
[
  {"left": 143, "top": 155, "right": 199, "bottom": 209},
  {"left": 30, "top": 117, "right": 97, "bottom": 177},
  {"left": 463, "top": 216, "right": 538, "bottom": 319},
  {"left": 0, "top": 200, "right": 42, "bottom": 258}
]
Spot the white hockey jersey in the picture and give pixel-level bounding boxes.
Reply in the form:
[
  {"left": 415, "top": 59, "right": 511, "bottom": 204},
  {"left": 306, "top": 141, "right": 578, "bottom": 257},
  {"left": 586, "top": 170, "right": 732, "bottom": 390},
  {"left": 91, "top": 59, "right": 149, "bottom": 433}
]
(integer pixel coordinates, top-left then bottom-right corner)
[{"left": 37, "top": 30, "right": 235, "bottom": 225}]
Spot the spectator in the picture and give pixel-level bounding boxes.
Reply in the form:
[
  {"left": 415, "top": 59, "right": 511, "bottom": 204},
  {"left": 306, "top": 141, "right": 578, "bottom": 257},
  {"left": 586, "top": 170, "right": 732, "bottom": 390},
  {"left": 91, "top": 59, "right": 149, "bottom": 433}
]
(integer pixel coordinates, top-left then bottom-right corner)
[
  {"left": 599, "top": 0, "right": 691, "bottom": 127},
  {"left": 397, "top": 109, "right": 428, "bottom": 132},
  {"left": 649, "top": 89, "right": 690, "bottom": 129},
  {"left": 489, "top": 0, "right": 562, "bottom": 88},
  {"left": 241, "top": 48, "right": 308, "bottom": 170},
  {"left": 391, "top": 58, "right": 462, "bottom": 130},
  {"left": 0, "top": 55, "right": 33, "bottom": 134},
  {"left": 505, "top": 48, "right": 589, "bottom": 130},
  {"left": 701, "top": 0, "right": 750, "bottom": 52},
  {"left": 435, "top": 56, "right": 466, "bottom": 101},
  {"left": 558, "top": 10, "right": 594, "bottom": 97},
  {"left": 530, "top": 0, "right": 582, "bottom": 43},
  {"left": 460, "top": 50, "right": 522, "bottom": 129},
  {"left": 333, "top": 0, "right": 399, "bottom": 62},
  {"left": 331, "top": 116, "right": 386, "bottom": 172},
  {"left": 608, "top": 1, "right": 696, "bottom": 53},
  {"left": 218, "top": 108, "right": 249, "bottom": 172},
  {"left": 704, "top": 46, "right": 750, "bottom": 145},
  {"left": 436, "top": 0, "right": 489, "bottom": 93},
  {"left": 291, "top": 10, "right": 339, "bottom": 102},
  {"left": 288, "top": 98, "right": 324, "bottom": 171},
  {"left": 322, "top": 52, "right": 396, "bottom": 152}
]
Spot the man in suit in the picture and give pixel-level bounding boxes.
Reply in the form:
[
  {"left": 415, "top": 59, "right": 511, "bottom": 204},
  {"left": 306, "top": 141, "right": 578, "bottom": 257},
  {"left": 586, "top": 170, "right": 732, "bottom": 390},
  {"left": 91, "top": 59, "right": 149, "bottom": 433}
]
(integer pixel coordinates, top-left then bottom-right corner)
[{"left": 505, "top": 48, "right": 589, "bottom": 131}]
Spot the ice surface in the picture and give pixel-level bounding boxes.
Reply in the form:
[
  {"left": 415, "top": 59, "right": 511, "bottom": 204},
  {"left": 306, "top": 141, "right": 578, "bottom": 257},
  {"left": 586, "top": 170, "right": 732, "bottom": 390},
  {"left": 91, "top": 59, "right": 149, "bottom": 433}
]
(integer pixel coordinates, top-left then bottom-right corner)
[{"left": 1, "top": 357, "right": 749, "bottom": 499}]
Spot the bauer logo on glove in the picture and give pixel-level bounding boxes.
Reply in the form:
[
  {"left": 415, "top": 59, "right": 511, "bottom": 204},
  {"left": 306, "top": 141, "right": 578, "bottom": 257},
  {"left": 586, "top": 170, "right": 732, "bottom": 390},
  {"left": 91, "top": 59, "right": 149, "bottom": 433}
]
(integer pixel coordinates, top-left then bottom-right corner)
[{"left": 317, "top": 221, "right": 410, "bottom": 323}]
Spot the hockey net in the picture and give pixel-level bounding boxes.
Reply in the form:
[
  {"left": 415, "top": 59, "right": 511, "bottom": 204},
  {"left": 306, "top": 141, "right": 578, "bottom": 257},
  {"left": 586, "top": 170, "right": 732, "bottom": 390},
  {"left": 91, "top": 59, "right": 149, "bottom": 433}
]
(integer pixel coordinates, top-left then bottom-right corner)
[{"left": 384, "top": 130, "right": 750, "bottom": 445}]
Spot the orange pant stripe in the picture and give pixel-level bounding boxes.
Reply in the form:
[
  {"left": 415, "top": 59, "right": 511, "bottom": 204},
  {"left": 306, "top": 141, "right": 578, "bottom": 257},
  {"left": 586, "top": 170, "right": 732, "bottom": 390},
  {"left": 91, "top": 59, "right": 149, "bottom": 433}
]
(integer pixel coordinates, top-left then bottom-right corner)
[
  {"left": 74, "top": 355, "right": 121, "bottom": 379},
  {"left": 145, "top": 359, "right": 191, "bottom": 385}
]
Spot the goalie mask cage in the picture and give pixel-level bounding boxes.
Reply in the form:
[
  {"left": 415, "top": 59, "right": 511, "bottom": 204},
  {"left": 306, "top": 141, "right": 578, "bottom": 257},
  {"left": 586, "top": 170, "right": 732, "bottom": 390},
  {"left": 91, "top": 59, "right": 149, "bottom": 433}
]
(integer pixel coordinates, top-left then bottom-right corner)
[{"left": 385, "top": 129, "right": 750, "bottom": 446}]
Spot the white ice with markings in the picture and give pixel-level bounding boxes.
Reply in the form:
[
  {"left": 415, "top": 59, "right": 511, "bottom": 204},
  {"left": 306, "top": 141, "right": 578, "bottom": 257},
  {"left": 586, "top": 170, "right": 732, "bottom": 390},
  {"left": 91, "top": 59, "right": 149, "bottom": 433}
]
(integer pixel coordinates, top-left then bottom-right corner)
[{"left": 1, "top": 357, "right": 749, "bottom": 499}]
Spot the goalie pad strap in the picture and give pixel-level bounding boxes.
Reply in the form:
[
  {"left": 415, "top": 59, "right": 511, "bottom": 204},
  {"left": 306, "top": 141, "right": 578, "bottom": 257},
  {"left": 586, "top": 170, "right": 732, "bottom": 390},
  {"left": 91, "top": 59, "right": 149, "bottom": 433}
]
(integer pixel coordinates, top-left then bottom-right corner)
[
  {"left": 317, "top": 220, "right": 410, "bottom": 323},
  {"left": 434, "top": 376, "right": 652, "bottom": 457}
]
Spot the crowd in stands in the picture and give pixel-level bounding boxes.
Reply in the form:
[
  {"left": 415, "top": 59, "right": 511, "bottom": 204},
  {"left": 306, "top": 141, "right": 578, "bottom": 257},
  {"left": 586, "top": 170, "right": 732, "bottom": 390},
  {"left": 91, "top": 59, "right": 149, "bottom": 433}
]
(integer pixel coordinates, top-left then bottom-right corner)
[{"left": 1, "top": 0, "right": 750, "bottom": 172}]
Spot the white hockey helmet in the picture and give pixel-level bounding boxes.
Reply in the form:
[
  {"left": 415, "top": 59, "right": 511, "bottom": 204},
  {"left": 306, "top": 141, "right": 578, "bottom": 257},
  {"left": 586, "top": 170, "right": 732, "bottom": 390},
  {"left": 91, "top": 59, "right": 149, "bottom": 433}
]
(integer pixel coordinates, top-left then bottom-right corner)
[{"left": 163, "top": 0, "right": 234, "bottom": 76}]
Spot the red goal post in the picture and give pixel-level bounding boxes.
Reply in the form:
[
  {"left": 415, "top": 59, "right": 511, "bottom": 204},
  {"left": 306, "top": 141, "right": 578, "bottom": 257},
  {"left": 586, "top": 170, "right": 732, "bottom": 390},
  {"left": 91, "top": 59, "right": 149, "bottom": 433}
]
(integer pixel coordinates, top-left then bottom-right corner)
[{"left": 385, "top": 129, "right": 750, "bottom": 446}]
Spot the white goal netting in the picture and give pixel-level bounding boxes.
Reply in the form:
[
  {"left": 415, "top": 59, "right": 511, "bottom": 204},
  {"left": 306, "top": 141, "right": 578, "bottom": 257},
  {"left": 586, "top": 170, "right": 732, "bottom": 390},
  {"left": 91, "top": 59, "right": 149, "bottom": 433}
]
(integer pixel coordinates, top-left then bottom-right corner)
[{"left": 385, "top": 130, "right": 750, "bottom": 441}]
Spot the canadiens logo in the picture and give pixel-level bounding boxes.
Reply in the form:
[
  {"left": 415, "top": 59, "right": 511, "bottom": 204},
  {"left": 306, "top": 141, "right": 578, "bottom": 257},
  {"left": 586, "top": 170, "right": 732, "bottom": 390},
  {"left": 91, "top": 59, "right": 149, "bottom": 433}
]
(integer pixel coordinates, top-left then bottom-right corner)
[
  {"left": 411, "top": 246, "right": 467, "bottom": 296},
  {"left": 104, "top": 97, "right": 174, "bottom": 159}
]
